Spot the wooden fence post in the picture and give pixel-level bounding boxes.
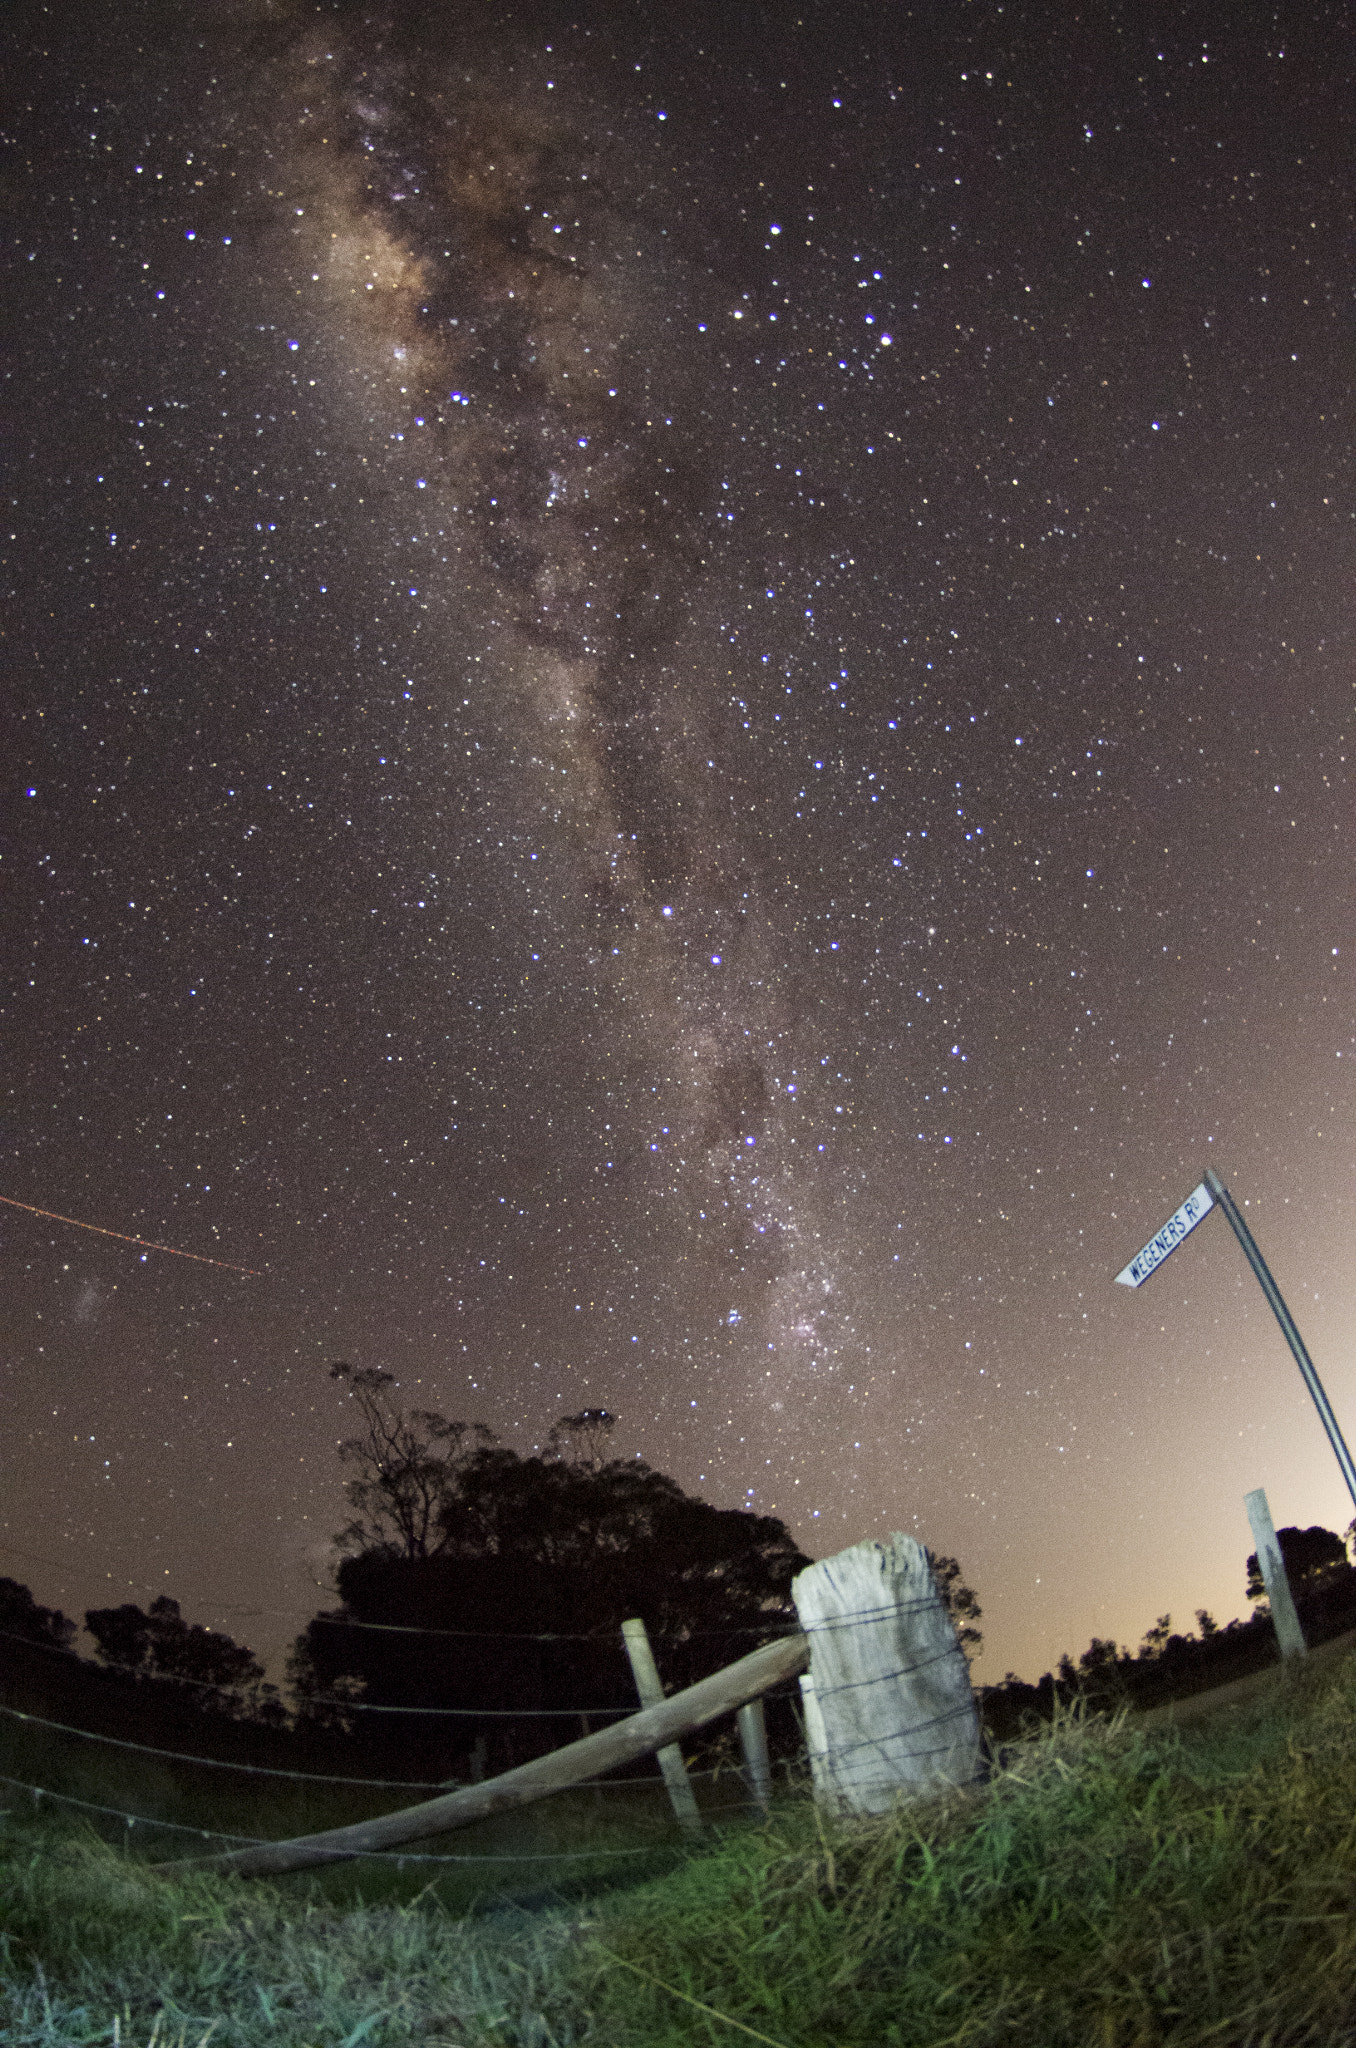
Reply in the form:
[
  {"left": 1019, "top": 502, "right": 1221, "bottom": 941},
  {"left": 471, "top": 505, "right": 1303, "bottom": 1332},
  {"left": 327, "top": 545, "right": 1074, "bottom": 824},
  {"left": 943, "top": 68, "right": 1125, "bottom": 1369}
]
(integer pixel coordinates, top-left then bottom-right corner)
[
  {"left": 1244, "top": 1486, "right": 1307, "bottom": 1660},
  {"left": 621, "top": 1617, "right": 703, "bottom": 1831},
  {"left": 791, "top": 1532, "right": 982, "bottom": 1816},
  {"left": 736, "top": 1697, "right": 772, "bottom": 1809}
]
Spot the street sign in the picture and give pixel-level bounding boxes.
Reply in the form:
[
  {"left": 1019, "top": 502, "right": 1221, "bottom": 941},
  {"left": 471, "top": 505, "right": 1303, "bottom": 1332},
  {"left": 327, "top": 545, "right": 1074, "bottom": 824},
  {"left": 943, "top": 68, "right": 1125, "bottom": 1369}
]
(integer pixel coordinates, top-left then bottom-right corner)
[
  {"left": 1110, "top": 1166, "right": 1356, "bottom": 1511},
  {"left": 1114, "top": 1180, "right": 1214, "bottom": 1288}
]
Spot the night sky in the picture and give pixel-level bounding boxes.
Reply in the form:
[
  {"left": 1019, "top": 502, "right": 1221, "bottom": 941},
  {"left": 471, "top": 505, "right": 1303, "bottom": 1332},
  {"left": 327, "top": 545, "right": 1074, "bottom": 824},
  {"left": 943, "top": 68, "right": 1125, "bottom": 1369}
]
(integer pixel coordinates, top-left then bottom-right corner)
[{"left": 6, "top": 0, "right": 1353, "bottom": 1692}]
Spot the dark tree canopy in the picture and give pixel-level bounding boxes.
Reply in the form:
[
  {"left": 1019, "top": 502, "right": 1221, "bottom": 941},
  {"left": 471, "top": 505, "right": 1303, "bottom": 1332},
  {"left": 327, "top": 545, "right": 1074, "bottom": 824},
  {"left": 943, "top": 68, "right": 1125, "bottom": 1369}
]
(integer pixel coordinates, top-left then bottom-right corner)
[
  {"left": 546, "top": 1407, "right": 619, "bottom": 1473},
  {"left": 0, "top": 1577, "right": 75, "bottom": 1652},
  {"left": 291, "top": 1369, "right": 812, "bottom": 1760},
  {"left": 928, "top": 1552, "right": 983, "bottom": 1664},
  {"left": 1245, "top": 1525, "right": 1351, "bottom": 1603},
  {"left": 298, "top": 1444, "right": 810, "bottom": 1704},
  {"left": 84, "top": 1595, "right": 277, "bottom": 1717},
  {"left": 316, "top": 1365, "right": 807, "bottom": 1638}
]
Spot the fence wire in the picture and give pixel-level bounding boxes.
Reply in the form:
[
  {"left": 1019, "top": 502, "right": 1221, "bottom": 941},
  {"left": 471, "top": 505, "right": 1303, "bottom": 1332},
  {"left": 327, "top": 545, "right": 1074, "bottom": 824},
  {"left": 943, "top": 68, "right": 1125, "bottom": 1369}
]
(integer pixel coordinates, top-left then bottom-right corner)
[
  {"left": 0, "top": 1620, "right": 812, "bottom": 1715},
  {"left": 1, "top": 1595, "right": 983, "bottom": 1843},
  {"left": 301, "top": 1600, "right": 935, "bottom": 1639},
  {"left": 806, "top": 1700, "right": 979, "bottom": 1766},
  {"left": 2, "top": 1541, "right": 951, "bottom": 1645},
  {"left": 1, "top": 1616, "right": 967, "bottom": 1733},
  {"left": 0, "top": 1702, "right": 447, "bottom": 1787},
  {"left": 0, "top": 1693, "right": 803, "bottom": 1791},
  {"left": 0, "top": 1625, "right": 636, "bottom": 1716},
  {"left": 0, "top": 1773, "right": 258, "bottom": 1843},
  {"left": 810, "top": 1638, "right": 967, "bottom": 1701},
  {"left": 0, "top": 1772, "right": 702, "bottom": 1861}
]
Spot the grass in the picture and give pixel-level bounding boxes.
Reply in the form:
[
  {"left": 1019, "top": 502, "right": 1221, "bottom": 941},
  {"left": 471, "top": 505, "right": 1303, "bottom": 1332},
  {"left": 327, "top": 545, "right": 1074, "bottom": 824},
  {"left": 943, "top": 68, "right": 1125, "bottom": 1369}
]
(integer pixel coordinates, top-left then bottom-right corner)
[
  {"left": 0, "top": 1828, "right": 583, "bottom": 2044},
  {"left": 1, "top": 1649, "right": 1354, "bottom": 2045},
  {"left": 574, "top": 1648, "right": 1356, "bottom": 2046}
]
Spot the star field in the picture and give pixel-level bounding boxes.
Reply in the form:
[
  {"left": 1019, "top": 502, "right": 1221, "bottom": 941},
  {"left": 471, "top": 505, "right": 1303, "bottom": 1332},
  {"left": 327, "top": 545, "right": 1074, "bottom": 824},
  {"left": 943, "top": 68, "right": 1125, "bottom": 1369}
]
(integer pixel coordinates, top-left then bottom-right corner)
[{"left": 4, "top": 0, "right": 1353, "bottom": 1684}]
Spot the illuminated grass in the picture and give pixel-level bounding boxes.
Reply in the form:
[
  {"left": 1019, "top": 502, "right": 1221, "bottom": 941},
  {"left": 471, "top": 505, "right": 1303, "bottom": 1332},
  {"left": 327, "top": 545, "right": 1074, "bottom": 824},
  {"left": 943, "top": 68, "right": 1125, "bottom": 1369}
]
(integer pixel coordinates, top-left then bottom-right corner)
[
  {"left": 0, "top": 1827, "right": 585, "bottom": 2045},
  {"left": 575, "top": 1650, "right": 1356, "bottom": 2046}
]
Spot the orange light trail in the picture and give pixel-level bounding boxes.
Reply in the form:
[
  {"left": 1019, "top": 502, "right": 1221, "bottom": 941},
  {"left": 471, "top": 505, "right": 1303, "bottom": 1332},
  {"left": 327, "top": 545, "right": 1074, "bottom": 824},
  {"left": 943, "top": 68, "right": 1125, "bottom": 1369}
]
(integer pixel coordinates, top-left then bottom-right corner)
[{"left": 0, "top": 1194, "right": 262, "bottom": 1275}]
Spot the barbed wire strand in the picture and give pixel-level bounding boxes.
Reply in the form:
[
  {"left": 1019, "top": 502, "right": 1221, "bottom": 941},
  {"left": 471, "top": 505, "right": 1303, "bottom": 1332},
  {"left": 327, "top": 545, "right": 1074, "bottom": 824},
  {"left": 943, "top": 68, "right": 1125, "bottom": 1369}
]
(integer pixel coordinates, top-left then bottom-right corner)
[
  {"left": 0, "top": 1544, "right": 810, "bottom": 1642},
  {"left": 0, "top": 1608, "right": 965, "bottom": 1720},
  {"left": 302, "top": 1596, "right": 938, "bottom": 1641},
  {"left": 0, "top": 1774, "right": 760, "bottom": 1862},
  {"left": 0, "top": 1623, "right": 273, "bottom": 1693},
  {"left": 0, "top": 1627, "right": 637, "bottom": 1716},
  {"left": 811, "top": 1639, "right": 966, "bottom": 1701},
  {"left": 0, "top": 1703, "right": 451, "bottom": 1787},
  {"left": 296, "top": 1698, "right": 637, "bottom": 1719},
  {"left": 807, "top": 1705, "right": 979, "bottom": 1768},
  {"left": 0, "top": 1620, "right": 814, "bottom": 1716},
  {"left": 0, "top": 1774, "right": 258, "bottom": 1842},
  {"left": 4, "top": 1750, "right": 990, "bottom": 1860},
  {"left": 0, "top": 1696, "right": 795, "bottom": 1791},
  {"left": 1, "top": 1543, "right": 949, "bottom": 1643}
]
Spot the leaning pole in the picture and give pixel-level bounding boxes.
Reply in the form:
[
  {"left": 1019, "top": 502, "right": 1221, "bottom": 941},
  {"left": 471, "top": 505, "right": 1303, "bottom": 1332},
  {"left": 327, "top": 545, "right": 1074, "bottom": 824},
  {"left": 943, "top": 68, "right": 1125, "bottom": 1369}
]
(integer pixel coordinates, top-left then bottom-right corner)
[{"left": 155, "top": 1632, "right": 810, "bottom": 1879}]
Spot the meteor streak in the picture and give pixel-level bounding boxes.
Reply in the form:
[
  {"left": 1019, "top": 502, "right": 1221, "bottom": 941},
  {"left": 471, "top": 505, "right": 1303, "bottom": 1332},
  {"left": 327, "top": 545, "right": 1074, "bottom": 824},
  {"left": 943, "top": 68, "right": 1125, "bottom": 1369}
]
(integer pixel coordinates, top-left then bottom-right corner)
[{"left": 0, "top": 1194, "right": 262, "bottom": 1275}]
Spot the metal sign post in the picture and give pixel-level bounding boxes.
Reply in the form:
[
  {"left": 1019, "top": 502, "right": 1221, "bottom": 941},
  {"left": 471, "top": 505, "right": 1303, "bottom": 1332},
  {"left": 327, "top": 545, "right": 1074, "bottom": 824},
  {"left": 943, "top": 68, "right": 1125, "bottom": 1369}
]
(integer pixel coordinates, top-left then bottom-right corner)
[
  {"left": 1202, "top": 1169, "right": 1356, "bottom": 1512},
  {"left": 1113, "top": 1166, "right": 1356, "bottom": 1513}
]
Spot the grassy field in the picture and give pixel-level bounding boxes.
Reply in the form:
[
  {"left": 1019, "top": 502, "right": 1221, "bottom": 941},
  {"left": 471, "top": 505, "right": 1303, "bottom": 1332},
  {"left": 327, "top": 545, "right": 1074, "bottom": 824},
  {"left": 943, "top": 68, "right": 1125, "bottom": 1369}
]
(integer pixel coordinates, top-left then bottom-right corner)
[{"left": 1, "top": 1647, "right": 1354, "bottom": 2046}]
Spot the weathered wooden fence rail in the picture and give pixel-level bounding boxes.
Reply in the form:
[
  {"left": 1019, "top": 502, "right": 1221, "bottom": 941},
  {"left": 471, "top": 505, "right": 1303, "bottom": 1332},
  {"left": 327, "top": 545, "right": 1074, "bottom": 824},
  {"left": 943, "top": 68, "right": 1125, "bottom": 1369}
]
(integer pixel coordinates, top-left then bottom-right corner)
[
  {"left": 156, "top": 1534, "right": 979, "bottom": 1878},
  {"left": 155, "top": 1631, "right": 811, "bottom": 1876}
]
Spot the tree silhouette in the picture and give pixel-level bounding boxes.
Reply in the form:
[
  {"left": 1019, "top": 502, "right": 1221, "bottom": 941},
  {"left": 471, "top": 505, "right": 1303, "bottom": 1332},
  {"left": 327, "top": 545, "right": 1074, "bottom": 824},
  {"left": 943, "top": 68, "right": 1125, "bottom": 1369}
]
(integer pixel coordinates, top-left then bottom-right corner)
[
  {"left": 1139, "top": 1613, "right": 1174, "bottom": 1657},
  {"left": 0, "top": 1577, "right": 75, "bottom": 1651},
  {"left": 1065, "top": 1636, "right": 1130, "bottom": 1701},
  {"left": 306, "top": 1442, "right": 810, "bottom": 1667},
  {"left": 1245, "top": 1525, "right": 1349, "bottom": 1604},
  {"left": 292, "top": 1373, "right": 814, "bottom": 1767},
  {"left": 328, "top": 1360, "right": 498, "bottom": 1562},
  {"left": 927, "top": 1552, "right": 983, "bottom": 1664},
  {"left": 84, "top": 1596, "right": 281, "bottom": 1719},
  {"left": 295, "top": 1368, "right": 993, "bottom": 1775},
  {"left": 546, "top": 1408, "right": 618, "bottom": 1473},
  {"left": 981, "top": 1536, "right": 1356, "bottom": 1744}
]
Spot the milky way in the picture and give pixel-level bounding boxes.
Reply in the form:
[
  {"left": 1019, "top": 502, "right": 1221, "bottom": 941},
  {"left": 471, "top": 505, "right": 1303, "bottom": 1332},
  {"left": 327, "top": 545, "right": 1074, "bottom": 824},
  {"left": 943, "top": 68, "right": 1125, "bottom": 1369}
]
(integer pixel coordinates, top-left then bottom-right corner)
[
  {"left": 7, "top": 0, "right": 1352, "bottom": 1682},
  {"left": 246, "top": 19, "right": 887, "bottom": 1436}
]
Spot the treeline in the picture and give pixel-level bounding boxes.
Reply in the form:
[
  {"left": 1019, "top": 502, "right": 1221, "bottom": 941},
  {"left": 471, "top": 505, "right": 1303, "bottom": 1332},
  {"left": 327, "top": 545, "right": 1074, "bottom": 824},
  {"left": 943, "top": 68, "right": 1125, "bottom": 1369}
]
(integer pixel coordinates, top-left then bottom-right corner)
[
  {"left": 978, "top": 1520, "right": 1356, "bottom": 1742},
  {"left": 3, "top": 1362, "right": 1352, "bottom": 1779},
  {"left": 283, "top": 1370, "right": 982, "bottom": 1778},
  {"left": 0, "top": 1576, "right": 364, "bottom": 1782},
  {"left": 0, "top": 1374, "right": 808, "bottom": 1780}
]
